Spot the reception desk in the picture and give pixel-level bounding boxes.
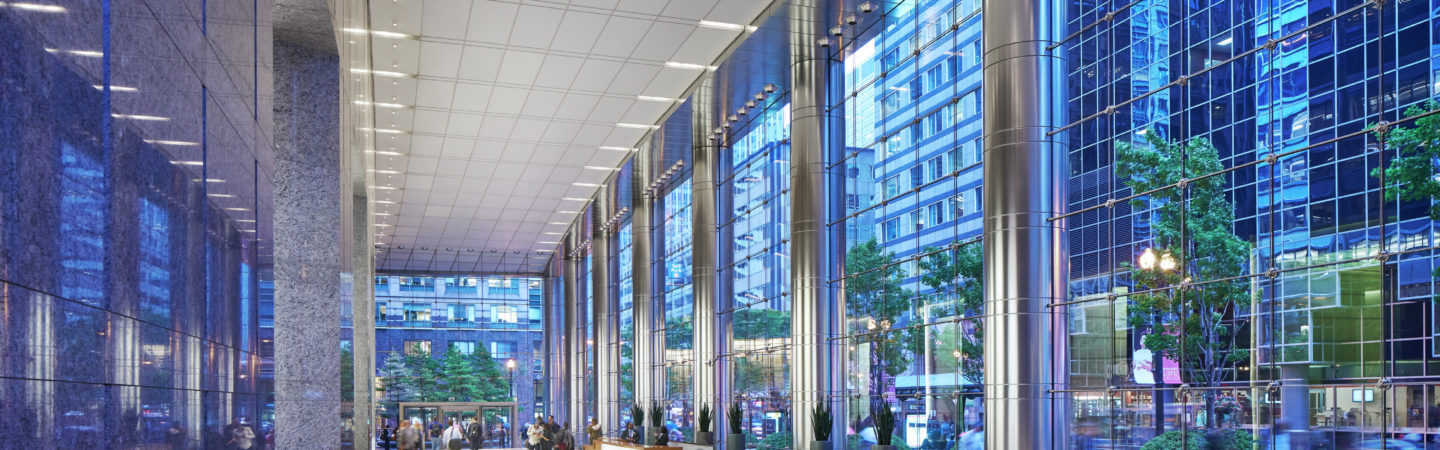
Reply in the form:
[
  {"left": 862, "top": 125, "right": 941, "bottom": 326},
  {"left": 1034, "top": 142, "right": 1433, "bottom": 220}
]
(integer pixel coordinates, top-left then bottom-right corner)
[{"left": 584, "top": 438, "right": 682, "bottom": 450}]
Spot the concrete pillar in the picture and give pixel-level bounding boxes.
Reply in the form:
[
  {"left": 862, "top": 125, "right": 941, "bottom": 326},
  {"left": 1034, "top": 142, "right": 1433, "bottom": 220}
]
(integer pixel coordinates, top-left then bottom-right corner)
[
  {"left": 272, "top": 40, "right": 342, "bottom": 450},
  {"left": 980, "top": 0, "right": 1069, "bottom": 447}
]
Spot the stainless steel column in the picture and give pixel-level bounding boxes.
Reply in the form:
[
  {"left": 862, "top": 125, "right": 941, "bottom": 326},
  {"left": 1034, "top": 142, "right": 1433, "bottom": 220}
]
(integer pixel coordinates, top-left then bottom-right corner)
[
  {"left": 545, "top": 267, "right": 569, "bottom": 426},
  {"left": 565, "top": 232, "right": 584, "bottom": 428},
  {"left": 631, "top": 139, "right": 658, "bottom": 410},
  {"left": 691, "top": 75, "right": 720, "bottom": 420},
  {"left": 981, "top": 0, "right": 1068, "bottom": 447},
  {"left": 592, "top": 188, "right": 615, "bottom": 434},
  {"left": 789, "top": 0, "right": 832, "bottom": 447}
]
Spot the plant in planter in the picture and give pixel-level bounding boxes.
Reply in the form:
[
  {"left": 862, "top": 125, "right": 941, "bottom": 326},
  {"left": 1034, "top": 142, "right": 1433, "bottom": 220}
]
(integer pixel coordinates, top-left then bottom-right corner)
[
  {"left": 872, "top": 399, "right": 896, "bottom": 450},
  {"left": 631, "top": 403, "right": 645, "bottom": 440},
  {"left": 810, "top": 403, "right": 833, "bottom": 450},
  {"left": 726, "top": 402, "right": 745, "bottom": 450},
  {"left": 696, "top": 403, "right": 714, "bottom": 445},
  {"left": 647, "top": 401, "right": 665, "bottom": 445}
]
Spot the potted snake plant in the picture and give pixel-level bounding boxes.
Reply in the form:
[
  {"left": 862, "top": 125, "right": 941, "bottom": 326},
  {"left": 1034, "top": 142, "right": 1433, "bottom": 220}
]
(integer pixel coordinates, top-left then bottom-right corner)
[
  {"left": 631, "top": 403, "right": 645, "bottom": 442},
  {"left": 647, "top": 401, "right": 664, "bottom": 445},
  {"left": 872, "top": 398, "right": 896, "bottom": 450},
  {"left": 696, "top": 403, "right": 714, "bottom": 445},
  {"left": 726, "top": 403, "right": 745, "bottom": 450},
  {"left": 810, "top": 403, "right": 833, "bottom": 450}
]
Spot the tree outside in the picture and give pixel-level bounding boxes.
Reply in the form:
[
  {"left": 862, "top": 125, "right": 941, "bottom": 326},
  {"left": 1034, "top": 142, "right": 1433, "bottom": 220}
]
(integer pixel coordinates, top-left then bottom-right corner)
[
  {"left": 1374, "top": 100, "right": 1440, "bottom": 279},
  {"left": 1115, "top": 130, "right": 1252, "bottom": 428},
  {"left": 844, "top": 238, "right": 920, "bottom": 402},
  {"left": 377, "top": 343, "right": 516, "bottom": 413},
  {"left": 917, "top": 242, "right": 983, "bottom": 384}
]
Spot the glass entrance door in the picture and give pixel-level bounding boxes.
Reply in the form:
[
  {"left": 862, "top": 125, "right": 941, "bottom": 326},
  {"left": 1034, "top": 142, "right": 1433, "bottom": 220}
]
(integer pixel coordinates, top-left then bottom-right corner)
[{"left": 478, "top": 406, "right": 515, "bottom": 448}]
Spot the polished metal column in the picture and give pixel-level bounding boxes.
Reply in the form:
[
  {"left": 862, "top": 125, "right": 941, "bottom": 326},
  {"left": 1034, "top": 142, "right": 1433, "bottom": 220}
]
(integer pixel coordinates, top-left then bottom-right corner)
[
  {"left": 592, "top": 189, "right": 615, "bottom": 434},
  {"left": 545, "top": 267, "right": 569, "bottom": 426},
  {"left": 631, "top": 139, "right": 658, "bottom": 409},
  {"left": 691, "top": 74, "right": 720, "bottom": 418},
  {"left": 788, "top": 0, "right": 833, "bottom": 447},
  {"left": 565, "top": 232, "right": 584, "bottom": 427},
  {"left": 981, "top": 0, "right": 1068, "bottom": 447}
]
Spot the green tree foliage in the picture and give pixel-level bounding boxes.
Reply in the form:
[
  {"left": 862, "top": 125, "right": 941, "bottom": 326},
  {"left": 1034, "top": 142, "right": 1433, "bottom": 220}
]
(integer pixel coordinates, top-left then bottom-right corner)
[
  {"left": 341, "top": 345, "right": 355, "bottom": 402},
  {"left": 844, "top": 238, "right": 919, "bottom": 400},
  {"left": 377, "top": 343, "right": 514, "bottom": 410},
  {"left": 665, "top": 316, "right": 693, "bottom": 349},
  {"left": 1374, "top": 101, "right": 1440, "bottom": 277},
  {"left": 917, "top": 243, "right": 983, "bottom": 384},
  {"left": 1139, "top": 430, "right": 1208, "bottom": 450},
  {"left": 1116, "top": 131, "right": 1252, "bottom": 426}
]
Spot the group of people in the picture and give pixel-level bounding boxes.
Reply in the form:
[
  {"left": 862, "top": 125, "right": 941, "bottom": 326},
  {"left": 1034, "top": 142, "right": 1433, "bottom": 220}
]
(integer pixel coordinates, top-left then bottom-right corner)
[
  {"left": 379, "top": 418, "right": 503, "bottom": 450},
  {"left": 523, "top": 415, "right": 575, "bottom": 450}
]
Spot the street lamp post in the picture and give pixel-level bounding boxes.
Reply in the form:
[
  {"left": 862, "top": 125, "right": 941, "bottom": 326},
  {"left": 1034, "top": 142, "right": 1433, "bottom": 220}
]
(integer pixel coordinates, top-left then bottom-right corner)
[
  {"left": 507, "top": 359, "right": 517, "bottom": 401},
  {"left": 1138, "top": 247, "right": 1177, "bottom": 439}
]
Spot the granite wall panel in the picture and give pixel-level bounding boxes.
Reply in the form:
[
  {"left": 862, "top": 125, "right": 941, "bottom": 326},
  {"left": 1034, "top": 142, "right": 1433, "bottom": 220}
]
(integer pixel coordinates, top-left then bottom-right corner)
[{"left": 0, "top": 1, "right": 273, "bottom": 448}]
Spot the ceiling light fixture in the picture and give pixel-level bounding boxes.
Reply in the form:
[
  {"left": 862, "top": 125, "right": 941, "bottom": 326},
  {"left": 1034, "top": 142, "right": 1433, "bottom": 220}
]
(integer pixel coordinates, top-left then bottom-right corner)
[
  {"left": 664, "top": 61, "right": 716, "bottom": 71},
  {"left": 374, "top": 185, "right": 400, "bottom": 190},
  {"left": 147, "top": 140, "right": 199, "bottom": 146},
  {"left": 374, "top": 151, "right": 405, "bottom": 156},
  {"left": 354, "top": 100, "right": 408, "bottom": 108},
  {"left": 94, "top": 85, "right": 138, "bottom": 92},
  {"left": 548, "top": 222, "right": 568, "bottom": 225},
  {"left": 375, "top": 200, "right": 398, "bottom": 204},
  {"left": 369, "top": 169, "right": 403, "bottom": 174},
  {"left": 562, "top": 197, "right": 588, "bottom": 201},
  {"left": 599, "top": 146, "right": 638, "bottom": 151},
  {"left": 170, "top": 161, "right": 203, "bottom": 166},
  {"left": 349, "top": 68, "right": 414, "bottom": 78},
  {"left": 637, "top": 95, "right": 679, "bottom": 102},
  {"left": 558, "top": 210, "right": 579, "bottom": 214},
  {"left": 364, "top": 127, "right": 409, "bottom": 134},
  {"left": 113, "top": 114, "right": 169, "bottom": 121},
  {"left": 583, "top": 165, "right": 615, "bottom": 171},
  {"left": 342, "top": 28, "right": 417, "bottom": 39},
  {"left": 572, "top": 182, "right": 602, "bottom": 187},
  {"left": 697, "top": 20, "right": 757, "bottom": 32},
  {"left": 615, "top": 123, "right": 659, "bottom": 130},
  {"left": 5, "top": 3, "right": 68, "bottom": 12}
]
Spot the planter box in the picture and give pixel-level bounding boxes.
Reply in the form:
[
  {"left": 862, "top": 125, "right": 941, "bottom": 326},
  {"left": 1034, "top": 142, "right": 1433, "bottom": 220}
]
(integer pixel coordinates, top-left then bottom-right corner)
[
  {"left": 809, "top": 441, "right": 831, "bottom": 450},
  {"left": 873, "top": 446, "right": 896, "bottom": 450},
  {"left": 725, "top": 433, "right": 745, "bottom": 450},
  {"left": 695, "top": 431, "right": 714, "bottom": 445}
]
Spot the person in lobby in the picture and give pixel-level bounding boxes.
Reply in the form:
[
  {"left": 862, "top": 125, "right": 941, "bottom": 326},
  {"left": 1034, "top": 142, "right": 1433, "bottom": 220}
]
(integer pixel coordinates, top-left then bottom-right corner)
[
  {"left": 586, "top": 418, "right": 603, "bottom": 444},
  {"left": 653, "top": 422, "right": 669, "bottom": 446},
  {"left": 620, "top": 422, "right": 638, "bottom": 444},
  {"left": 555, "top": 421, "right": 575, "bottom": 450},
  {"left": 527, "top": 421, "right": 548, "bottom": 450}
]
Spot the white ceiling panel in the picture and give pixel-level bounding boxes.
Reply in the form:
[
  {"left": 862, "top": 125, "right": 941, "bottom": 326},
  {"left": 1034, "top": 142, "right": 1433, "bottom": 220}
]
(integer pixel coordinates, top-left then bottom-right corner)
[
  {"left": 466, "top": 1, "right": 519, "bottom": 44},
  {"left": 367, "top": 0, "right": 776, "bottom": 272}
]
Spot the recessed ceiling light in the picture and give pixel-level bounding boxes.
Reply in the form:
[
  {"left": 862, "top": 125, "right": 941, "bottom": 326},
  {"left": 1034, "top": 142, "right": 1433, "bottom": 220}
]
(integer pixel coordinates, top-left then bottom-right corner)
[
  {"left": 548, "top": 222, "right": 568, "bottom": 225},
  {"left": 364, "top": 128, "right": 408, "bottom": 134},
  {"left": 208, "top": 194, "right": 236, "bottom": 198},
  {"left": 615, "top": 123, "right": 659, "bottom": 130},
  {"left": 638, "top": 95, "right": 678, "bottom": 102},
  {"left": 349, "top": 68, "right": 414, "bottom": 78},
  {"left": 94, "top": 85, "right": 139, "bottom": 92},
  {"left": 543, "top": 232, "right": 562, "bottom": 235},
  {"left": 572, "top": 182, "right": 602, "bottom": 187},
  {"left": 375, "top": 200, "right": 398, "bottom": 204},
  {"left": 698, "top": 20, "right": 757, "bottom": 32},
  {"left": 599, "top": 146, "right": 638, "bottom": 152},
  {"left": 664, "top": 61, "right": 716, "bottom": 71},
  {"left": 561, "top": 197, "right": 588, "bottom": 201},
  {"left": 149, "top": 140, "right": 199, "bottom": 146},
  {"left": 170, "top": 160, "right": 204, "bottom": 166},
  {"left": 538, "top": 241, "right": 559, "bottom": 245},
  {"left": 355, "top": 100, "right": 408, "bottom": 108},
  {"left": 66, "top": 49, "right": 103, "bottom": 57},
  {"left": 375, "top": 185, "right": 401, "bottom": 190},
  {"left": 558, "top": 210, "right": 579, "bottom": 214},
  {"left": 7, "top": 3, "right": 68, "bottom": 13},
  {"left": 112, "top": 114, "right": 169, "bottom": 121},
  {"left": 584, "top": 166, "right": 616, "bottom": 171},
  {"left": 369, "top": 169, "right": 403, "bottom": 174},
  {"left": 374, "top": 151, "right": 405, "bottom": 156},
  {"left": 225, "top": 208, "right": 251, "bottom": 211},
  {"left": 342, "top": 28, "right": 418, "bottom": 39}
]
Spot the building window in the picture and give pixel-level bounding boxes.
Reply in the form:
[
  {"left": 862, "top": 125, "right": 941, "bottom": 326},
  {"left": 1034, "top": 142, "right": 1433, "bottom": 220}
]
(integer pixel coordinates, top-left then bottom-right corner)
[
  {"left": 449, "top": 341, "right": 476, "bottom": 355},
  {"left": 493, "top": 305, "right": 518, "bottom": 323},
  {"left": 404, "top": 340, "right": 432, "bottom": 356},
  {"left": 448, "top": 304, "right": 472, "bottom": 321},
  {"left": 491, "top": 341, "right": 516, "bottom": 357},
  {"left": 404, "top": 303, "right": 431, "bottom": 321}
]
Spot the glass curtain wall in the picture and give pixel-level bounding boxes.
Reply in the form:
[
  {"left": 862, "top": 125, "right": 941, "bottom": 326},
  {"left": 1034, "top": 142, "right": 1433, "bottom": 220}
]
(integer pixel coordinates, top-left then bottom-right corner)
[
  {"left": 1061, "top": 0, "right": 1440, "bottom": 448},
  {"left": 661, "top": 178, "right": 696, "bottom": 440},
  {"left": 832, "top": 0, "right": 985, "bottom": 448},
  {"left": 585, "top": 250, "right": 597, "bottom": 425},
  {"left": 719, "top": 100, "right": 795, "bottom": 448},
  {"left": 618, "top": 220, "right": 637, "bottom": 425}
]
